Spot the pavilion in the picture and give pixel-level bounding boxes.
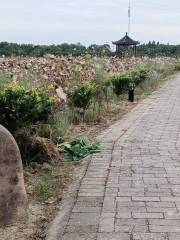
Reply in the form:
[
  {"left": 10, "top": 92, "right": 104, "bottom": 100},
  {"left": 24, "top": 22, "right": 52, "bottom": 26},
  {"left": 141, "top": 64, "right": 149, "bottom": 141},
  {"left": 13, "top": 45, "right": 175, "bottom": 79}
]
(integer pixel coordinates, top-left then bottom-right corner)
[{"left": 112, "top": 32, "right": 140, "bottom": 57}]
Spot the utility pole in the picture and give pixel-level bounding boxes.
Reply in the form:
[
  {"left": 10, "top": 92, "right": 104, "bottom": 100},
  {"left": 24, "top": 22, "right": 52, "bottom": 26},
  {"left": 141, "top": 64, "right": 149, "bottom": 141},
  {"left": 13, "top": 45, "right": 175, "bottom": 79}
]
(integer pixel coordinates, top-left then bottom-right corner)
[{"left": 128, "top": 0, "right": 131, "bottom": 35}]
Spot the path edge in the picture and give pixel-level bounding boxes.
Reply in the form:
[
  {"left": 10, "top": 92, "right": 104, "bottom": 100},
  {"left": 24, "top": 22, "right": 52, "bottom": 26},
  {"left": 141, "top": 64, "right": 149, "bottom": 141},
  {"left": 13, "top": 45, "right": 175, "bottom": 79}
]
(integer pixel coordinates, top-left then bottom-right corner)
[{"left": 46, "top": 156, "right": 91, "bottom": 240}]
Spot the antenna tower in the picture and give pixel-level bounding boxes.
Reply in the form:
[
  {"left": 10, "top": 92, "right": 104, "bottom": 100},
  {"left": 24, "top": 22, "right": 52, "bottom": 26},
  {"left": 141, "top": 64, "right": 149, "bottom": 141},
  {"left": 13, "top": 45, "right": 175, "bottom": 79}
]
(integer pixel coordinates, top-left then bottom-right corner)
[{"left": 128, "top": 0, "right": 131, "bottom": 35}]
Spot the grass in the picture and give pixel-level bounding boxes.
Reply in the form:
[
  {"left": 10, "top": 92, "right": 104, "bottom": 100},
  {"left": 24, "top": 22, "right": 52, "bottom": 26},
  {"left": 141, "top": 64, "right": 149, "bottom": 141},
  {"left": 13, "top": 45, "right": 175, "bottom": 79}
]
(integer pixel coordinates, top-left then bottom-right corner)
[
  {"left": 0, "top": 74, "right": 11, "bottom": 89},
  {"left": 133, "top": 60, "right": 176, "bottom": 100},
  {"left": 48, "top": 110, "right": 71, "bottom": 143},
  {"left": 28, "top": 161, "right": 74, "bottom": 203},
  {"left": 33, "top": 180, "right": 54, "bottom": 202}
]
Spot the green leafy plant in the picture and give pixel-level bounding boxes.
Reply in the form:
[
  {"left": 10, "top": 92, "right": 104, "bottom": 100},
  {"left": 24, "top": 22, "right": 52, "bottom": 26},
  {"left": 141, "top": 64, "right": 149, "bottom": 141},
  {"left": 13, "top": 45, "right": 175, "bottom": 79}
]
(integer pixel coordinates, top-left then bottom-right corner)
[
  {"left": 0, "top": 83, "right": 54, "bottom": 131},
  {"left": 109, "top": 68, "right": 150, "bottom": 96},
  {"left": 68, "top": 81, "right": 96, "bottom": 120},
  {"left": 109, "top": 72, "right": 131, "bottom": 95},
  {"left": 61, "top": 138, "right": 101, "bottom": 161},
  {"left": 130, "top": 68, "right": 149, "bottom": 86}
]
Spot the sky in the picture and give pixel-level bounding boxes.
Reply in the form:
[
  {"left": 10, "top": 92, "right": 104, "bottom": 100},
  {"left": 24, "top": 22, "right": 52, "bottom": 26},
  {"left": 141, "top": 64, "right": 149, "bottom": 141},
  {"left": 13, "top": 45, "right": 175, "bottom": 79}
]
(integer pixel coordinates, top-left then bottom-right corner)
[{"left": 1, "top": 0, "right": 180, "bottom": 46}]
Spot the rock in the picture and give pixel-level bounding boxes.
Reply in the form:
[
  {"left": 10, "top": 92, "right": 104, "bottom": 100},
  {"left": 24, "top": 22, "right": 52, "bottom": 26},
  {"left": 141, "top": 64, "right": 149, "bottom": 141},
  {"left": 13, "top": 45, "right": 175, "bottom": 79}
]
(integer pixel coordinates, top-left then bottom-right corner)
[
  {"left": 55, "top": 86, "right": 67, "bottom": 102},
  {"left": 0, "top": 125, "right": 27, "bottom": 225},
  {"left": 45, "top": 197, "right": 56, "bottom": 204}
]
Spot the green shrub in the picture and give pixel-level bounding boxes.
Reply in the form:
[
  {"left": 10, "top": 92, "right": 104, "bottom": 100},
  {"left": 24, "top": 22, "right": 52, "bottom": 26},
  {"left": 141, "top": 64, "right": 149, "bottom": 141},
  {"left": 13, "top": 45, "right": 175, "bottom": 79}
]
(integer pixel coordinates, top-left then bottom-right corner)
[
  {"left": 175, "top": 62, "right": 180, "bottom": 71},
  {"left": 0, "top": 83, "right": 54, "bottom": 131},
  {"left": 68, "top": 81, "right": 96, "bottom": 117},
  {"left": 109, "top": 72, "right": 131, "bottom": 95},
  {"left": 109, "top": 68, "right": 150, "bottom": 96},
  {"left": 131, "top": 68, "right": 149, "bottom": 86}
]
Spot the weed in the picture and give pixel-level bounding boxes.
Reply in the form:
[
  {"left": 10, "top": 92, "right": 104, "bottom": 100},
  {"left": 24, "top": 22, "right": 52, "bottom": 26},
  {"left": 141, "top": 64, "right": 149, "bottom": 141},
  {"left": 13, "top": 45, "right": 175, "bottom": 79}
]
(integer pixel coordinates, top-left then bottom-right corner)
[{"left": 33, "top": 180, "right": 54, "bottom": 202}]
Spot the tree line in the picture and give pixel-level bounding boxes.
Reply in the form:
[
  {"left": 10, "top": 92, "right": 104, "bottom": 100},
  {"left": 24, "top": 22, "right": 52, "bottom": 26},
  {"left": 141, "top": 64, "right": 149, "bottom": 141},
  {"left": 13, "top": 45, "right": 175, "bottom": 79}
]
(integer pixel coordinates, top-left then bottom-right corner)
[
  {"left": 138, "top": 41, "right": 180, "bottom": 57},
  {"left": 0, "top": 41, "right": 179, "bottom": 57}
]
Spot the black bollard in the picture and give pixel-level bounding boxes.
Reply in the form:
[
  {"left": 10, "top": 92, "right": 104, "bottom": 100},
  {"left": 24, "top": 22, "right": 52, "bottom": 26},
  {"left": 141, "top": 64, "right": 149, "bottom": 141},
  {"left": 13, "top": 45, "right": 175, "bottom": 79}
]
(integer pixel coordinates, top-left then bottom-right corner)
[
  {"left": 128, "top": 82, "right": 135, "bottom": 102},
  {"left": 128, "top": 89, "right": 134, "bottom": 102}
]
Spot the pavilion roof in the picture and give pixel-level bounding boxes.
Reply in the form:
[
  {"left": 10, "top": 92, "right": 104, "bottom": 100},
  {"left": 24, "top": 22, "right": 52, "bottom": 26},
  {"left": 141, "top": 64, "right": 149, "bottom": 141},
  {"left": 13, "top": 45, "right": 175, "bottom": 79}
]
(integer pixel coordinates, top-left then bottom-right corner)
[{"left": 112, "top": 33, "right": 140, "bottom": 46}]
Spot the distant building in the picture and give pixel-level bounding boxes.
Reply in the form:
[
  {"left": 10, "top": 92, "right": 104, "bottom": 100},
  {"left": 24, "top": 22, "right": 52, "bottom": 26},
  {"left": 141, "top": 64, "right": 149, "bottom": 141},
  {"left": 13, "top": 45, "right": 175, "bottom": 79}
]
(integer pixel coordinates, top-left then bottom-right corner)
[{"left": 112, "top": 32, "right": 140, "bottom": 57}]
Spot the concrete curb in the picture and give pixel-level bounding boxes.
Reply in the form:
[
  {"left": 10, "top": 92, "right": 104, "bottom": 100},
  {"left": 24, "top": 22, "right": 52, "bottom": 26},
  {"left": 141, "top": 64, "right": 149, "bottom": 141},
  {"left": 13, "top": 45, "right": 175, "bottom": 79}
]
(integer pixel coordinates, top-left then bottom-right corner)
[{"left": 46, "top": 156, "right": 91, "bottom": 240}]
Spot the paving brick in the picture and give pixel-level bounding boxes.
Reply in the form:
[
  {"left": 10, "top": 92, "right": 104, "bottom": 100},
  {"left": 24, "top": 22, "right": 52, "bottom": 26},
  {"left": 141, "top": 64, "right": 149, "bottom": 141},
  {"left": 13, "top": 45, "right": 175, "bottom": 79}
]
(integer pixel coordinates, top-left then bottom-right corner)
[
  {"left": 148, "top": 219, "right": 180, "bottom": 226},
  {"left": 146, "top": 202, "right": 176, "bottom": 208},
  {"left": 133, "top": 233, "right": 168, "bottom": 240},
  {"left": 164, "top": 212, "right": 180, "bottom": 219},
  {"left": 99, "top": 218, "right": 114, "bottom": 232},
  {"left": 117, "top": 201, "right": 146, "bottom": 207},
  {"left": 72, "top": 206, "right": 101, "bottom": 213},
  {"left": 62, "top": 233, "right": 96, "bottom": 240},
  {"left": 75, "top": 201, "right": 102, "bottom": 207},
  {"left": 149, "top": 225, "right": 180, "bottom": 232},
  {"left": 161, "top": 197, "right": 180, "bottom": 202},
  {"left": 118, "top": 190, "right": 144, "bottom": 197},
  {"left": 168, "top": 233, "right": 180, "bottom": 240},
  {"left": 116, "top": 197, "right": 131, "bottom": 202},
  {"left": 97, "top": 233, "right": 130, "bottom": 240},
  {"left": 116, "top": 212, "right": 132, "bottom": 218},
  {"left": 132, "top": 212, "right": 163, "bottom": 219},
  {"left": 117, "top": 206, "right": 146, "bottom": 213},
  {"left": 78, "top": 192, "right": 104, "bottom": 197},
  {"left": 147, "top": 207, "right": 177, "bottom": 213},
  {"left": 115, "top": 224, "right": 148, "bottom": 233},
  {"left": 68, "top": 213, "right": 100, "bottom": 226},
  {"left": 132, "top": 197, "right": 160, "bottom": 202}
]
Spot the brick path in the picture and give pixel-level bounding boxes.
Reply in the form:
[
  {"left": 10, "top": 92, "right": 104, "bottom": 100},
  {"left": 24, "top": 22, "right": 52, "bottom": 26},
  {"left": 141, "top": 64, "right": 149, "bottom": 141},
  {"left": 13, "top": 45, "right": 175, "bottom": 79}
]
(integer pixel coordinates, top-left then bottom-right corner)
[{"left": 62, "top": 75, "right": 180, "bottom": 240}]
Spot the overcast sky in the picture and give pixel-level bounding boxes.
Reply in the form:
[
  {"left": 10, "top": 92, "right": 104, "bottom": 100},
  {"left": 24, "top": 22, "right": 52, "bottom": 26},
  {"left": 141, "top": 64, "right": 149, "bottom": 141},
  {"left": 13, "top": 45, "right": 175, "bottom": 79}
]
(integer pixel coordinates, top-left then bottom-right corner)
[{"left": 1, "top": 0, "right": 180, "bottom": 46}]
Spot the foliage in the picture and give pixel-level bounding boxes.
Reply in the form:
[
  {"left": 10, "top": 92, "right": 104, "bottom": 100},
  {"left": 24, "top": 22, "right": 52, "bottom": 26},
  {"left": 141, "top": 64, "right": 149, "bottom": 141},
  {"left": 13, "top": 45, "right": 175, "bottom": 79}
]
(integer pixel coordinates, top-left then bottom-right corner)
[
  {"left": 0, "top": 41, "right": 179, "bottom": 57},
  {"left": 87, "top": 44, "right": 111, "bottom": 57},
  {"left": 137, "top": 41, "right": 180, "bottom": 57},
  {"left": 61, "top": 138, "right": 101, "bottom": 161},
  {"left": 0, "top": 83, "right": 54, "bottom": 131},
  {"left": 109, "top": 67, "right": 150, "bottom": 96},
  {"left": 0, "top": 74, "right": 11, "bottom": 89},
  {"left": 0, "top": 42, "right": 111, "bottom": 57},
  {"left": 130, "top": 68, "right": 149, "bottom": 86},
  {"left": 109, "top": 72, "right": 132, "bottom": 95},
  {"left": 68, "top": 81, "right": 96, "bottom": 117},
  {"left": 175, "top": 62, "right": 180, "bottom": 71}
]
